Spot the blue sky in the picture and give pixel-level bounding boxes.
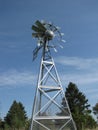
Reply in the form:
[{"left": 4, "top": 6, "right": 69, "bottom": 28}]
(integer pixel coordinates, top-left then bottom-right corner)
[{"left": 0, "top": 0, "right": 98, "bottom": 119}]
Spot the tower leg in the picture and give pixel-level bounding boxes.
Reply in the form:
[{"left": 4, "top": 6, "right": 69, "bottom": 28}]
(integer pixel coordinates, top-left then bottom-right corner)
[{"left": 30, "top": 50, "right": 77, "bottom": 130}]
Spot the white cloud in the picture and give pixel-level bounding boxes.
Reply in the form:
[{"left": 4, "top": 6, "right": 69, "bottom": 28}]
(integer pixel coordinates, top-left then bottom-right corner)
[
  {"left": 60, "top": 72, "right": 98, "bottom": 86},
  {"left": 0, "top": 70, "right": 37, "bottom": 87},
  {"left": 55, "top": 56, "right": 98, "bottom": 70},
  {"left": 1, "top": 56, "right": 98, "bottom": 89},
  {"left": 54, "top": 56, "right": 98, "bottom": 86}
]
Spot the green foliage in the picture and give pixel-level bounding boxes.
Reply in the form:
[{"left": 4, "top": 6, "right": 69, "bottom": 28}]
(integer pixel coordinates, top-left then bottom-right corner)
[
  {"left": 0, "top": 118, "right": 4, "bottom": 130},
  {"left": 93, "top": 102, "right": 98, "bottom": 121},
  {"left": 4, "top": 100, "right": 27, "bottom": 130},
  {"left": 65, "top": 82, "right": 96, "bottom": 130},
  {"left": 84, "top": 114, "right": 97, "bottom": 129},
  {"left": 25, "top": 119, "right": 31, "bottom": 130}
]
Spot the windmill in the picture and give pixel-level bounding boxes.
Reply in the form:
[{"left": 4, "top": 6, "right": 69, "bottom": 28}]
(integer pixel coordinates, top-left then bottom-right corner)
[{"left": 30, "top": 20, "right": 77, "bottom": 130}]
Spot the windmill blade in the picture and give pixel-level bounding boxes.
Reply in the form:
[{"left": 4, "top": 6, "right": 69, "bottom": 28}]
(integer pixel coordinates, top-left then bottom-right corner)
[
  {"left": 35, "top": 20, "right": 46, "bottom": 32},
  {"left": 32, "top": 32, "right": 43, "bottom": 38},
  {"left": 61, "top": 33, "right": 64, "bottom": 36},
  {"left": 32, "top": 25, "right": 43, "bottom": 33},
  {"left": 33, "top": 46, "right": 42, "bottom": 60},
  {"left": 48, "top": 23, "right": 58, "bottom": 32},
  {"left": 52, "top": 26, "right": 58, "bottom": 32},
  {"left": 32, "top": 33, "right": 39, "bottom": 38},
  {"left": 61, "top": 39, "right": 66, "bottom": 43},
  {"left": 54, "top": 48, "right": 57, "bottom": 52},
  {"left": 59, "top": 44, "right": 63, "bottom": 48}
]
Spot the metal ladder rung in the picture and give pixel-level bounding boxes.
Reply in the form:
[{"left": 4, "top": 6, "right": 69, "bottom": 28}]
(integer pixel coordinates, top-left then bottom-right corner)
[
  {"left": 39, "top": 85, "right": 61, "bottom": 89},
  {"left": 43, "top": 61, "right": 53, "bottom": 64},
  {"left": 35, "top": 116, "right": 70, "bottom": 120},
  {"left": 44, "top": 88, "right": 61, "bottom": 92}
]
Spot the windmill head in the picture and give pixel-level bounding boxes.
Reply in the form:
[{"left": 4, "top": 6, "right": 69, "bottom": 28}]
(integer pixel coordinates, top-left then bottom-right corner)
[
  {"left": 32, "top": 20, "right": 65, "bottom": 60},
  {"left": 32, "top": 20, "right": 56, "bottom": 41}
]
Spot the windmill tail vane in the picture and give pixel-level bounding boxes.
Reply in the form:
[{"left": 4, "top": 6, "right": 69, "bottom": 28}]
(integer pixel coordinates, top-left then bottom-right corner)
[{"left": 33, "top": 45, "right": 42, "bottom": 60}]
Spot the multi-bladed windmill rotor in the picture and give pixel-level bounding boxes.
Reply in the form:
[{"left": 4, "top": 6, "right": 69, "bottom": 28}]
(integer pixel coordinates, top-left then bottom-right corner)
[{"left": 32, "top": 20, "right": 65, "bottom": 60}]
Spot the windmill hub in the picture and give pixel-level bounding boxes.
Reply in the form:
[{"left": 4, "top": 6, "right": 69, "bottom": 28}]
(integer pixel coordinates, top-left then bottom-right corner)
[{"left": 45, "top": 30, "right": 54, "bottom": 40}]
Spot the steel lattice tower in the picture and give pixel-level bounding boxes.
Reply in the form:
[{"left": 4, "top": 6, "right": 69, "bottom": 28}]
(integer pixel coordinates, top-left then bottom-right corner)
[{"left": 30, "top": 20, "right": 77, "bottom": 130}]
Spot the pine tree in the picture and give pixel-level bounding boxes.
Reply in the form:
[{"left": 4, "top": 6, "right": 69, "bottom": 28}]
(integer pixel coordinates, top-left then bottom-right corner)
[
  {"left": 4, "top": 100, "right": 27, "bottom": 130},
  {"left": 93, "top": 102, "right": 98, "bottom": 123},
  {"left": 65, "top": 82, "right": 95, "bottom": 130}
]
